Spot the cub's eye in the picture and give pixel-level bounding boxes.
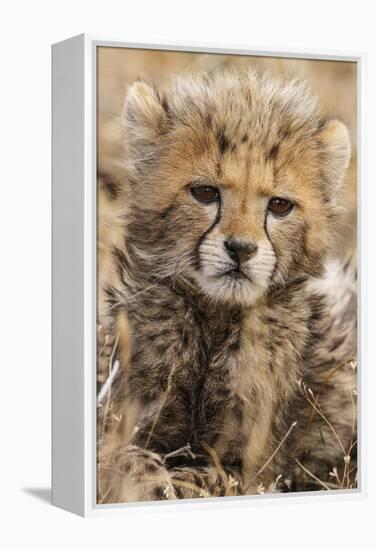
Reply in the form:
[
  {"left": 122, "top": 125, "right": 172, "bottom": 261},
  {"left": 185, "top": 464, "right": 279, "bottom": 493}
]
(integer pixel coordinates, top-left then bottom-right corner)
[
  {"left": 190, "top": 185, "right": 220, "bottom": 204},
  {"left": 267, "top": 197, "right": 294, "bottom": 217}
]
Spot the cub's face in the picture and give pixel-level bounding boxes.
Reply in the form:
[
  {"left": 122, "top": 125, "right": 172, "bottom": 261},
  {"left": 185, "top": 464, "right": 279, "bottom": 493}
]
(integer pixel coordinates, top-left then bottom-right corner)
[{"left": 122, "top": 73, "right": 350, "bottom": 306}]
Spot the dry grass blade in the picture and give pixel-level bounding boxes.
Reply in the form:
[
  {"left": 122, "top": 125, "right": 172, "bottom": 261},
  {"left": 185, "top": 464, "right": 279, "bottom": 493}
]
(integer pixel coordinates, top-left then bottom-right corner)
[
  {"left": 100, "top": 335, "right": 119, "bottom": 438},
  {"left": 294, "top": 458, "right": 331, "bottom": 490},
  {"left": 201, "top": 442, "right": 231, "bottom": 496},
  {"left": 97, "top": 359, "right": 120, "bottom": 406},
  {"left": 133, "top": 474, "right": 211, "bottom": 499},
  {"left": 169, "top": 478, "right": 211, "bottom": 499},
  {"left": 299, "top": 380, "right": 346, "bottom": 455},
  {"left": 244, "top": 420, "right": 298, "bottom": 494},
  {"left": 163, "top": 443, "right": 196, "bottom": 462},
  {"left": 298, "top": 376, "right": 357, "bottom": 491}
]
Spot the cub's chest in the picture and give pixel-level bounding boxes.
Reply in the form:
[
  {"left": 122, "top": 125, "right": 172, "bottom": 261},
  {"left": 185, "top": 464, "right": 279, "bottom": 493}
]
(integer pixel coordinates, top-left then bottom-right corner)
[{"left": 231, "top": 305, "right": 309, "bottom": 405}]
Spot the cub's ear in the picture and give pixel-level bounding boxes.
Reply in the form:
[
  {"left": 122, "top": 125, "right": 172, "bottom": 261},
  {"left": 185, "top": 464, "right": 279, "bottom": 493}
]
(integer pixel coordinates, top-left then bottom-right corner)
[
  {"left": 318, "top": 119, "right": 351, "bottom": 198},
  {"left": 122, "top": 81, "right": 168, "bottom": 142}
]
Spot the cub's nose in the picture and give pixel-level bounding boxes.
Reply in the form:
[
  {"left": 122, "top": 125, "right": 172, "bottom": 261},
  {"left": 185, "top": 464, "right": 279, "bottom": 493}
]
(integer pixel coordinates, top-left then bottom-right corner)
[{"left": 224, "top": 238, "right": 258, "bottom": 265}]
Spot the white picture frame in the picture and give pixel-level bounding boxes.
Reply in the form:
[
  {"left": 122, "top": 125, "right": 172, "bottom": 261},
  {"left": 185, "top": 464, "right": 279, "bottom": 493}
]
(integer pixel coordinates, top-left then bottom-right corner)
[{"left": 52, "top": 34, "right": 366, "bottom": 517}]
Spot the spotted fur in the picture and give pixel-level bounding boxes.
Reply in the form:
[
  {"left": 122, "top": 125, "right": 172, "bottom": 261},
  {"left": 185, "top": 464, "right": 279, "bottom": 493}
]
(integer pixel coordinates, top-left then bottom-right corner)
[{"left": 99, "top": 70, "right": 357, "bottom": 503}]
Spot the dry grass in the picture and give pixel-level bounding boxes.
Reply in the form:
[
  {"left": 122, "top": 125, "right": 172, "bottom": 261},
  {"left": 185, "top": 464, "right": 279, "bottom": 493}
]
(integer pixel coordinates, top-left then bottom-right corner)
[
  {"left": 96, "top": 334, "right": 357, "bottom": 502},
  {"left": 297, "top": 368, "right": 358, "bottom": 492}
]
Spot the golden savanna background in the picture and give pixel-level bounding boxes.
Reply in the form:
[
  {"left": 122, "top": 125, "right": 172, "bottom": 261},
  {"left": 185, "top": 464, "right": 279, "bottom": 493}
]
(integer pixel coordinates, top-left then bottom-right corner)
[{"left": 96, "top": 48, "right": 357, "bottom": 501}]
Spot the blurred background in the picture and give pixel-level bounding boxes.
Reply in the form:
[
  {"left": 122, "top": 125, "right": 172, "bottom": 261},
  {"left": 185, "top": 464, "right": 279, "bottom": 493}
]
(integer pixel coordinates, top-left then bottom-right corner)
[{"left": 96, "top": 47, "right": 357, "bottom": 383}]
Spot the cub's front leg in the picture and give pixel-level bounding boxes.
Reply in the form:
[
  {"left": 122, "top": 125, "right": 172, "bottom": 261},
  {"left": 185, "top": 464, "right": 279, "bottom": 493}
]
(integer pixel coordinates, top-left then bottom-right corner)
[{"left": 102, "top": 444, "right": 177, "bottom": 503}]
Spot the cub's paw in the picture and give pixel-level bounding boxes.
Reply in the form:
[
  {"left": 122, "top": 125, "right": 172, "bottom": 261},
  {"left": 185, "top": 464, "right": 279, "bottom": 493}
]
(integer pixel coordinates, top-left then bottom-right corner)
[
  {"left": 169, "top": 466, "right": 242, "bottom": 499},
  {"left": 115, "top": 445, "right": 177, "bottom": 503},
  {"left": 170, "top": 466, "right": 211, "bottom": 499}
]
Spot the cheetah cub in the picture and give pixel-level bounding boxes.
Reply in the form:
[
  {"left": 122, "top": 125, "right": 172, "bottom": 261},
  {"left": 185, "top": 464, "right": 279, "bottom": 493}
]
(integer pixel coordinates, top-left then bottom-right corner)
[{"left": 99, "top": 70, "right": 357, "bottom": 503}]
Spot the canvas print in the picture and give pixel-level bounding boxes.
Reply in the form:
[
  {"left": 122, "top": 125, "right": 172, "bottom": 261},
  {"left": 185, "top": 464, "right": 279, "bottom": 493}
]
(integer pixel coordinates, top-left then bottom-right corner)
[{"left": 96, "top": 47, "right": 357, "bottom": 504}]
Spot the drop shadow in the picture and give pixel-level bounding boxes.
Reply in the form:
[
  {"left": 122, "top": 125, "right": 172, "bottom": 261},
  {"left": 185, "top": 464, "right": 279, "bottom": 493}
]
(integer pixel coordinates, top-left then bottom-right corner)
[{"left": 23, "top": 487, "right": 51, "bottom": 504}]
